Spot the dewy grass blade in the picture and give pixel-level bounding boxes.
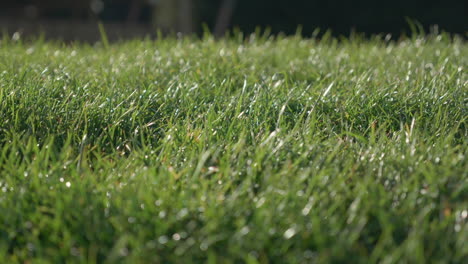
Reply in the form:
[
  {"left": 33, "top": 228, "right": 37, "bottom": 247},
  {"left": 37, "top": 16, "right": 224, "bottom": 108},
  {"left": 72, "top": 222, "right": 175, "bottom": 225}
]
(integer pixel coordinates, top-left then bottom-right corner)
[{"left": 0, "top": 33, "right": 466, "bottom": 263}]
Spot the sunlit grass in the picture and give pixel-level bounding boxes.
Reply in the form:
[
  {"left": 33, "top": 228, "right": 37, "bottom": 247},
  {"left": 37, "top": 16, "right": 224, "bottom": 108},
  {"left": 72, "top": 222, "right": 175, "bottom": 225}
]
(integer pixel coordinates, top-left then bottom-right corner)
[{"left": 0, "top": 33, "right": 466, "bottom": 263}]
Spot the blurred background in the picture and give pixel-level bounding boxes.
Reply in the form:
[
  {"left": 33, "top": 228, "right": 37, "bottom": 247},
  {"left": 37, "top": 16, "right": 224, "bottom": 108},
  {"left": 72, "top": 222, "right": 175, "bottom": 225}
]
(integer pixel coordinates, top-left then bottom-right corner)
[{"left": 0, "top": 0, "right": 466, "bottom": 42}]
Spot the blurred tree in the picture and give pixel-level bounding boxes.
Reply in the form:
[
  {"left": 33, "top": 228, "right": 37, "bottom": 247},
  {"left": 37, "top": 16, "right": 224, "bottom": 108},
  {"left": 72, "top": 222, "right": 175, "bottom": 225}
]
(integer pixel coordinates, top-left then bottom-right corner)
[
  {"left": 152, "top": 0, "right": 177, "bottom": 32},
  {"left": 127, "top": 0, "right": 143, "bottom": 23},
  {"left": 214, "top": 0, "right": 237, "bottom": 37},
  {"left": 179, "top": 0, "right": 193, "bottom": 33},
  {"left": 30, "top": 0, "right": 91, "bottom": 19},
  {"left": 152, "top": 0, "right": 193, "bottom": 34}
]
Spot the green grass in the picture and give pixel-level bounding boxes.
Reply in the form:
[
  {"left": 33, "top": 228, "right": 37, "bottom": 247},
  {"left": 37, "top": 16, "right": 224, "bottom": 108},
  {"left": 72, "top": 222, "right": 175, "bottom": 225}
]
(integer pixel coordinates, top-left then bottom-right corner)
[{"left": 0, "top": 32, "right": 466, "bottom": 263}]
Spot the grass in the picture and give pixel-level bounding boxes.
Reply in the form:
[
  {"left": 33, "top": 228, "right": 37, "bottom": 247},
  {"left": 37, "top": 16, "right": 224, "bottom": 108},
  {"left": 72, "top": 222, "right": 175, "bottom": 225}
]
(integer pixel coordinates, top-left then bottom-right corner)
[{"left": 0, "top": 32, "right": 466, "bottom": 263}]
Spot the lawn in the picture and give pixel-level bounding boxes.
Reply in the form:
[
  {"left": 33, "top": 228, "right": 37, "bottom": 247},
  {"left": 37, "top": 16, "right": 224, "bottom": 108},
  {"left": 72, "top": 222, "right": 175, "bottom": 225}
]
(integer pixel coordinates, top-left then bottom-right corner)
[{"left": 0, "top": 32, "right": 466, "bottom": 263}]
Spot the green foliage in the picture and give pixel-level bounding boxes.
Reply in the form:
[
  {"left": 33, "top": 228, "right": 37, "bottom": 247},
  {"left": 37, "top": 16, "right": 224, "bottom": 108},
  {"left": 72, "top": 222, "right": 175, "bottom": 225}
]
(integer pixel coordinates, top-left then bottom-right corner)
[{"left": 0, "top": 33, "right": 466, "bottom": 263}]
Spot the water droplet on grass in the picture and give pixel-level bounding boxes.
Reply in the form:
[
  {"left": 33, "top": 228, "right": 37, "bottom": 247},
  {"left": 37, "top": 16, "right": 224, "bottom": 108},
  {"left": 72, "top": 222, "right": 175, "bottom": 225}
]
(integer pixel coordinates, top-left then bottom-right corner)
[
  {"left": 200, "top": 242, "right": 208, "bottom": 251},
  {"left": 461, "top": 210, "right": 467, "bottom": 219},
  {"left": 158, "top": 235, "right": 169, "bottom": 244},
  {"left": 172, "top": 233, "right": 181, "bottom": 241},
  {"left": 284, "top": 227, "right": 296, "bottom": 239},
  {"left": 240, "top": 226, "right": 250, "bottom": 236},
  {"left": 177, "top": 208, "right": 188, "bottom": 219}
]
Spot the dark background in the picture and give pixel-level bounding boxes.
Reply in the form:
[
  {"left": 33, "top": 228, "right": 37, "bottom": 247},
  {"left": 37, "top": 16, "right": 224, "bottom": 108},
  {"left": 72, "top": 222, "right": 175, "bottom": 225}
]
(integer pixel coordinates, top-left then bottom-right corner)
[
  {"left": 229, "top": 0, "right": 466, "bottom": 36},
  {"left": 0, "top": 0, "right": 466, "bottom": 41}
]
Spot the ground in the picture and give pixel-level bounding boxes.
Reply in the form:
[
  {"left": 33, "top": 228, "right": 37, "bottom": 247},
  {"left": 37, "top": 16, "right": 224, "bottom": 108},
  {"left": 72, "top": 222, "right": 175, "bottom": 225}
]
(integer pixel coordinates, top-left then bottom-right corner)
[{"left": 0, "top": 33, "right": 466, "bottom": 263}]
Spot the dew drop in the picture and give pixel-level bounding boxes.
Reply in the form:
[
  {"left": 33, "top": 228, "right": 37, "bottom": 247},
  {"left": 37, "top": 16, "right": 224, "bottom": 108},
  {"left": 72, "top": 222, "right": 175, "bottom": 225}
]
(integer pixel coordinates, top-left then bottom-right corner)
[
  {"left": 158, "top": 235, "right": 169, "bottom": 244},
  {"left": 284, "top": 227, "right": 296, "bottom": 239}
]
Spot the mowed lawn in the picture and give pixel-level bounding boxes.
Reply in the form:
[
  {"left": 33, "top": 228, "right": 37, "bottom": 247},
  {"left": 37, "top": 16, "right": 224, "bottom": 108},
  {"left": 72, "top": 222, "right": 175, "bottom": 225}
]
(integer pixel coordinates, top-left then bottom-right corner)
[{"left": 0, "top": 33, "right": 466, "bottom": 263}]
